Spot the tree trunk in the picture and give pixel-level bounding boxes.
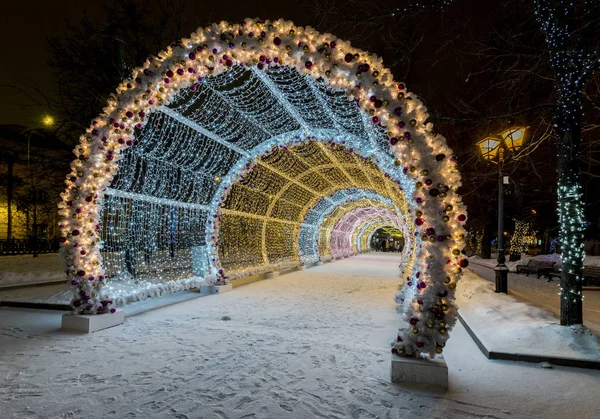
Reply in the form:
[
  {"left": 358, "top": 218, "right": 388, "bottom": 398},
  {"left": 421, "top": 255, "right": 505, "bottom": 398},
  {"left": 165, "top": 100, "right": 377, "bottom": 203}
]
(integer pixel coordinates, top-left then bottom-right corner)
[
  {"left": 556, "top": 98, "right": 585, "bottom": 326},
  {"left": 7, "top": 158, "right": 13, "bottom": 240},
  {"left": 32, "top": 189, "right": 38, "bottom": 257},
  {"left": 481, "top": 219, "right": 492, "bottom": 259}
]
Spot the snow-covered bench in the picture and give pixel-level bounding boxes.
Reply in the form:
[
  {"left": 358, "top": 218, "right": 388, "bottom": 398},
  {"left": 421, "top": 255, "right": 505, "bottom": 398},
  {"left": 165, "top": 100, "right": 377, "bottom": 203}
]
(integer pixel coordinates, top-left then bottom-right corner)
[{"left": 515, "top": 259, "right": 555, "bottom": 278}]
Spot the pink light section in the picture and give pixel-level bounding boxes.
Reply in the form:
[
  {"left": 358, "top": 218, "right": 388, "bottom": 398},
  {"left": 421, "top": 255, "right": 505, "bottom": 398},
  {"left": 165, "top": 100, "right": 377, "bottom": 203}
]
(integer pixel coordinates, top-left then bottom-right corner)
[{"left": 329, "top": 207, "right": 404, "bottom": 258}]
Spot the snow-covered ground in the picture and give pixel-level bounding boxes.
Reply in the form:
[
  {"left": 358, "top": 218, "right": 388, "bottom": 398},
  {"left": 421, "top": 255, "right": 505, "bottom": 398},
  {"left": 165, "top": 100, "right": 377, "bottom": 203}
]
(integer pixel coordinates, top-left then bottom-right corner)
[
  {"left": 470, "top": 252, "right": 600, "bottom": 271},
  {"left": 1, "top": 253, "right": 599, "bottom": 419},
  {"left": 458, "top": 270, "right": 600, "bottom": 360},
  {"left": 468, "top": 260, "right": 600, "bottom": 334},
  {"left": 0, "top": 253, "right": 65, "bottom": 287}
]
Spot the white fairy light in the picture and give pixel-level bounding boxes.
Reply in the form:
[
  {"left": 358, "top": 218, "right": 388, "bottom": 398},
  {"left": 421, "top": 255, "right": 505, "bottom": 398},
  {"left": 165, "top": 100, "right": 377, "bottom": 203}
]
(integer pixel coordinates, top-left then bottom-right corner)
[{"left": 59, "top": 19, "right": 467, "bottom": 357}]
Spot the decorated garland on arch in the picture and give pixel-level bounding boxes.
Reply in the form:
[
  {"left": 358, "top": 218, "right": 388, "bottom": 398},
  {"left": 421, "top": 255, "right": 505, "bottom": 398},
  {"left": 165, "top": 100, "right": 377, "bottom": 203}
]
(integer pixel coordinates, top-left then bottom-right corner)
[{"left": 58, "top": 18, "right": 467, "bottom": 357}]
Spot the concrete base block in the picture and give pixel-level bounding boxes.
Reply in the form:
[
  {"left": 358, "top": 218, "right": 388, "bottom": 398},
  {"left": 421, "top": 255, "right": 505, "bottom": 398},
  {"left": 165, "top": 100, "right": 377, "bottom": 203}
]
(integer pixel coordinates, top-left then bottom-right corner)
[
  {"left": 316, "top": 261, "right": 324, "bottom": 266},
  {"left": 391, "top": 354, "right": 448, "bottom": 388},
  {"left": 264, "top": 271, "right": 280, "bottom": 279},
  {"left": 209, "top": 284, "right": 233, "bottom": 294},
  {"left": 62, "top": 309, "right": 125, "bottom": 333},
  {"left": 298, "top": 265, "right": 307, "bottom": 271}
]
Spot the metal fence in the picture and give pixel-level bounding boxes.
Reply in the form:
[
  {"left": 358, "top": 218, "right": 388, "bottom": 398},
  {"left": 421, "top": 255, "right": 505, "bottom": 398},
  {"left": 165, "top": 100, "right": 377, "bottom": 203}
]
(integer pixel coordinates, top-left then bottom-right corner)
[{"left": 0, "top": 239, "right": 60, "bottom": 255}]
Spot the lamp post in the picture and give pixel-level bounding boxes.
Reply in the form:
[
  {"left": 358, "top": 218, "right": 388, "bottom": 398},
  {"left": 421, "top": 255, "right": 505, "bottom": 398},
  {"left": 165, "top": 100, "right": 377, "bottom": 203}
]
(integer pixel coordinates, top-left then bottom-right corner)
[
  {"left": 23, "top": 114, "right": 55, "bottom": 257},
  {"left": 477, "top": 127, "right": 527, "bottom": 293}
]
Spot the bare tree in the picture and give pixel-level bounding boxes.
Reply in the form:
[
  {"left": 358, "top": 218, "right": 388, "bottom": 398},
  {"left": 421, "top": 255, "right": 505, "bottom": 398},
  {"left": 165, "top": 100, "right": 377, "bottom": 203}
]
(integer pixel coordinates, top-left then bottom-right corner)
[{"left": 0, "top": 126, "right": 71, "bottom": 245}]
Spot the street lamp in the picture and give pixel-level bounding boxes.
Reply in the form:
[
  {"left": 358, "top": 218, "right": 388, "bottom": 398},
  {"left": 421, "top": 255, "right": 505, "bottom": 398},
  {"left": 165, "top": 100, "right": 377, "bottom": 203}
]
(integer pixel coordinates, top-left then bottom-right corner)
[
  {"left": 24, "top": 114, "right": 55, "bottom": 257},
  {"left": 42, "top": 114, "right": 55, "bottom": 127},
  {"left": 476, "top": 126, "right": 528, "bottom": 293}
]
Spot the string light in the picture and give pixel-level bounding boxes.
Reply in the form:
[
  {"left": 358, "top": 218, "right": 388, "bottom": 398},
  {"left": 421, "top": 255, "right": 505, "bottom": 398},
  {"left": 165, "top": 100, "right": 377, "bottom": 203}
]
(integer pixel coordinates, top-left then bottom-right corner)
[
  {"left": 509, "top": 219, "right": 530, "bottom": 258},
  {"left": 330, "top": 207, "right": 404, "bottom": 258},
  {"left": 59, "top": 19, "right": 467, "bottom": 357},
  {"left": 531, "top": 1, "right": 594, "bottom": 310}
]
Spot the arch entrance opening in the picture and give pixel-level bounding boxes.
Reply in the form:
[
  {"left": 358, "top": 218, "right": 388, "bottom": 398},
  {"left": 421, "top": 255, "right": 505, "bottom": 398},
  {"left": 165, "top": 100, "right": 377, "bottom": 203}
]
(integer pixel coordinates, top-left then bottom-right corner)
[{"left": 371, "top": 226, "right": 405, "bottom": 253}]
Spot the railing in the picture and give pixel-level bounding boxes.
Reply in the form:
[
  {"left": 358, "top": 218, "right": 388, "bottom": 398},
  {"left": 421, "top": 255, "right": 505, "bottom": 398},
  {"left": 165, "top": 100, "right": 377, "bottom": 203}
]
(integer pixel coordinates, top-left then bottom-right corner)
[{"left": 0, "top": 239, "right": 60, "bottom": 255}]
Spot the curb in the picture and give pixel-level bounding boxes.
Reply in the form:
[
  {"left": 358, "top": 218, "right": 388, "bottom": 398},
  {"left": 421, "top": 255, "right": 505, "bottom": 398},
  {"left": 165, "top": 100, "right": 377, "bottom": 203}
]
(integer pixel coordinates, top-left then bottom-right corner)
[
  {"left": 457, "top": 312, "right": 600, "bottom": 370},
  {"left": 0, "top": 279, "right": 67, "bottom": 291},
  {"left": 0, "top": 300, "right": 71, "bottom": 311}
]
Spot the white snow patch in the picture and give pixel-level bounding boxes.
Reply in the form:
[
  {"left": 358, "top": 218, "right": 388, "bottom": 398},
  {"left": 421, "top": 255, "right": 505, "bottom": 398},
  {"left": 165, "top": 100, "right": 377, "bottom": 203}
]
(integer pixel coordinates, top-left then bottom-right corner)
[
  {"left": 0, "top": 253, "right": 599, "bottom": 419},
  {"left": 0, "top": 253, "right": 66, "bottom": 287},
  {"left": 470, "top": 253, "right": 600, "bottom": 271},
  {"left": 457, "top": 269, "right": 600, "bottom": 361}
]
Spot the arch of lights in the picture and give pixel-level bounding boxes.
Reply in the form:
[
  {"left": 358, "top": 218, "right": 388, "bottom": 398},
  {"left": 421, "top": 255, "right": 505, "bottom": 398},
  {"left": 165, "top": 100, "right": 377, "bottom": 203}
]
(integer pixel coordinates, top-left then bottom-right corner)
[
  {"left": 314, "top": 201, "right": 404, "bottom": 257},
  {"left": 361, "top": 221, "right": 392, "bottom": 251},
  {"left": 59, "top": 19, "right": 468, "bottom": 357},
  {"left": 210, "top": 140, "right": 413, "bottom": 280},
  {"left": 299, "top": 188, "right": 412, "bottom": 260},
  {"left": 363, "top": 223, "right": 404, "bottom": 252},
  {"left": 329, "top": 207, "right": 404, "bottom": 258},
  {"left": 357, "top": 222, "right": 404, "bottom": 253}
]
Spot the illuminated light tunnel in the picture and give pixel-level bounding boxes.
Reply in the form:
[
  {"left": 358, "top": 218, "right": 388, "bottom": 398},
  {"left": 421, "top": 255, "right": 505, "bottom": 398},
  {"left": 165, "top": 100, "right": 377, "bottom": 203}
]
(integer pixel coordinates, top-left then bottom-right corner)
[
  {"left": 365, "top": 225, "right": 405, "bottom": 252},
  {"left": 328, "top": 206, "right": 406, "bottom": 258},
  {"left": 59, "top": 19, "right": 468, "bottom": 356},
  {"left": 212, "top": 140, "right": 413, "bottom": 279}
]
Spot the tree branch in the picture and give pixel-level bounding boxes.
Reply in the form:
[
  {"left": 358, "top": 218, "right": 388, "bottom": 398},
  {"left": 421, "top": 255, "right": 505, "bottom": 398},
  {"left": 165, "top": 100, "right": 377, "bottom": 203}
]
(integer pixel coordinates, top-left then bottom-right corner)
[{"left": 428, "top": 103, "right": 556, "bottom": 124}]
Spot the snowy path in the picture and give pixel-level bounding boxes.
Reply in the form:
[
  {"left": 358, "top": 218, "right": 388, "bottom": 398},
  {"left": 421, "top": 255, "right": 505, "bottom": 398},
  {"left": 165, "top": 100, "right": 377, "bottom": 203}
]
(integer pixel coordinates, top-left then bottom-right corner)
[{"left": 1, "top": 253, "right": 599, "bottom": 419}]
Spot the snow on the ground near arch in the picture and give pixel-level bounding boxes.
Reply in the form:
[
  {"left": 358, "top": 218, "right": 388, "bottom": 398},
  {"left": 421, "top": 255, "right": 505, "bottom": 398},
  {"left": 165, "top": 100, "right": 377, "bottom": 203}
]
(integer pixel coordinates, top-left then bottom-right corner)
[
  {"left": 467, "top": 254, "right": 600, "bottom": 334},
  {"left": 469, "top": 253, "right": 600, "bottom": 271},
  {"left": 457, "top": 270, "right": 600, "bottom": 360},
  {"left": 0, "top": 253, "right": 65, "bottom": 287},
  {"left": 0, "top": 253, "right": 599, "bottom": 419}
]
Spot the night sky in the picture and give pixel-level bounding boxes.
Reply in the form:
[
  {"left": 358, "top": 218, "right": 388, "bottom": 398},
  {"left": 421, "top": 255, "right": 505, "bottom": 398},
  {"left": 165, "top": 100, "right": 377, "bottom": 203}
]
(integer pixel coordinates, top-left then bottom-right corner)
[
  {"left": 0, "top": 1, "right": 305, "bottom": 125},
  {"left": 1, "top": 1, "right": 99, "bottom": 125},
  {"left": 0, "top": 0, "right": 499, "bottom": 127}
]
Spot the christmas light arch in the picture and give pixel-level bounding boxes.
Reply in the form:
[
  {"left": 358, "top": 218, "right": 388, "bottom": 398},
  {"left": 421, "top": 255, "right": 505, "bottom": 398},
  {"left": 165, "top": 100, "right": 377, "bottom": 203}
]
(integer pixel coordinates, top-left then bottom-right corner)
[
  {"left": 298, "top": 188, "right": 411, "bottom": 263},
  {"left": 364, "top": 222, "right": 405, "bottom": 251},
  {"left": 59, "top": 18, "right": 467, "bottom": 357},
  {"left": 329, "top": 206, "right": 405, "bottom": 258},
  {"left": 209, "top": 139, "right": 414, "bottom": 280}
]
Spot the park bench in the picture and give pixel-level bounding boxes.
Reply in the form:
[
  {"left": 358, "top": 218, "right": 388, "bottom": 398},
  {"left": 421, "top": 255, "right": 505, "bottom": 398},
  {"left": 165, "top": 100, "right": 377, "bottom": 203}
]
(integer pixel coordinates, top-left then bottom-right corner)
[
  {"left": 545, "top": 265, "right": 600, "bottom": 286},
  {"left": 515, "top": 259, "right": 556, "bottom": 278}
]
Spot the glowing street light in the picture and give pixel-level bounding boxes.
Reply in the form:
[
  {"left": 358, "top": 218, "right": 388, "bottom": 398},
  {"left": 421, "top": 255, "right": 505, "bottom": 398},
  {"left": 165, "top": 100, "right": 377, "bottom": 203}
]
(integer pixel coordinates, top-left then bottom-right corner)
[
  {"left": 477, "top": 126, "right": 528, "bottom": 294},
  {"left": 24, "top": 113, "right": 56, "bottom": 257},
  {"left": 501, "top": 127, "right": 526, "bottom": 151},
  {"left": 476, "top": 126, "right": 528, "bottom": 163},
  {"left": 478, "top": 137, "right": 501, "bottom": 161},
  {"left": 42, "top": 114, "right": 55, "bottom": 127}
]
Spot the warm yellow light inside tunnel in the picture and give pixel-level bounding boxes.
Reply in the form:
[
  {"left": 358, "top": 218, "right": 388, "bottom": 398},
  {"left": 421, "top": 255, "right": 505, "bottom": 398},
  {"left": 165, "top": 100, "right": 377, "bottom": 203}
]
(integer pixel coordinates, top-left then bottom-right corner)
[
  {"left": 317, "top": 200, "right": 397, "bottom": 257},
  {"left": 216, "top": 140, "right": 409, "bottom": 275}
]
